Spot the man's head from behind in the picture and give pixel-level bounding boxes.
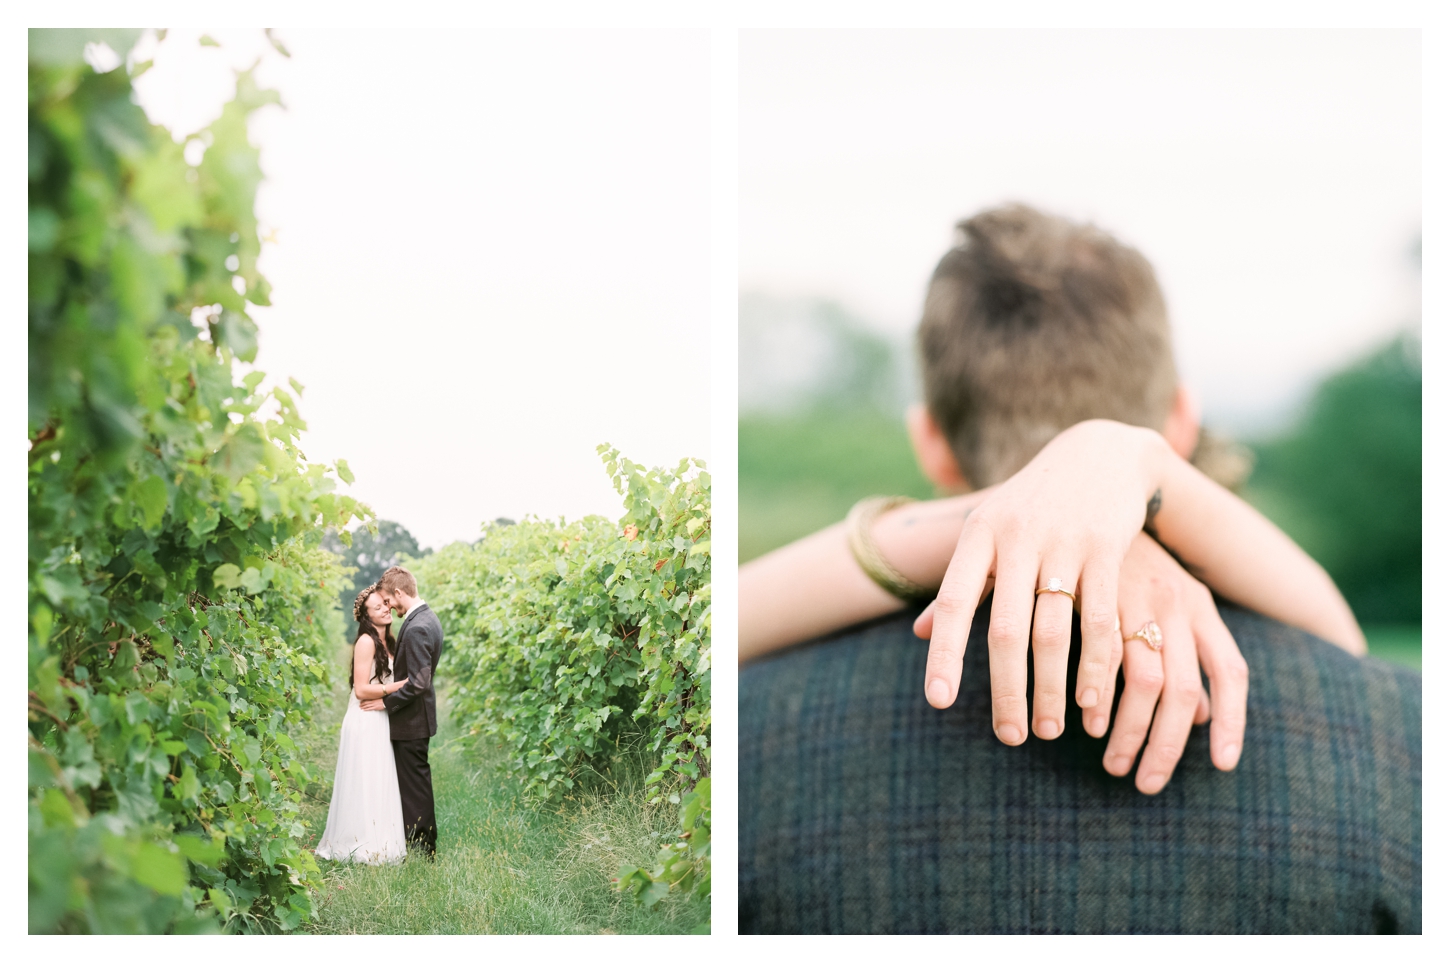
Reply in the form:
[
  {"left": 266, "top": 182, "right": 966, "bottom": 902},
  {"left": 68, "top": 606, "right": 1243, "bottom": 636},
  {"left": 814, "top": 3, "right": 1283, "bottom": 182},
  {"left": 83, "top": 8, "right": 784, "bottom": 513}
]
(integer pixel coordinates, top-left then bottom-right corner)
[{"left": 912, "top": 204, "right": 1198, "bottom": 491}]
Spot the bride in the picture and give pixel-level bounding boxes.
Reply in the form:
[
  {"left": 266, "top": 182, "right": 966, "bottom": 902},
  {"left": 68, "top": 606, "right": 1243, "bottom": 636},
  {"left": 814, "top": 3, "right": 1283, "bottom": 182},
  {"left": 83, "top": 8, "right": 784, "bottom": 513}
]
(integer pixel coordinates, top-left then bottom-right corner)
[{"left": 314, "top": 584, "right": 411, "bottom": 865}]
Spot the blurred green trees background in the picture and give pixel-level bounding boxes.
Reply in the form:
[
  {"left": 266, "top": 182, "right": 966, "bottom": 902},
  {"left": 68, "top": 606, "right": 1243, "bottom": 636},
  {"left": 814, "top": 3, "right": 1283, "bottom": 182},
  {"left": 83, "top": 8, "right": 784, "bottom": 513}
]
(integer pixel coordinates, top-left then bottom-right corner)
[
  {"left": 738, "top": 294, "right": 1421, "bottom": 667},
  {"left": 321, "top": 520, "right": 430, "bottom": 641}
]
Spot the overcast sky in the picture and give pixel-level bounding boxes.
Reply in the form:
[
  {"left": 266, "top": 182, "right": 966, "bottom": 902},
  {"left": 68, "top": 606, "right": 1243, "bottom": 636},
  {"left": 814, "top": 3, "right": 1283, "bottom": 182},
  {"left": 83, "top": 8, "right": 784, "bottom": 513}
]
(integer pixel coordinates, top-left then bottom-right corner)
[
  {"left": 740, "top": 29, "right": 1421, "bottom": 433},
  {"left": 131, "top": 28, "right": 711, "bottom": 549}
]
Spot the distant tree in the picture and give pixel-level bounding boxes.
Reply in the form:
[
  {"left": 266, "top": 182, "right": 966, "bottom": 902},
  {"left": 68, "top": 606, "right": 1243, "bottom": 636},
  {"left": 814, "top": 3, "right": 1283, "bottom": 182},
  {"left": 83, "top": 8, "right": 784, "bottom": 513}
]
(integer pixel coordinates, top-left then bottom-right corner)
[
  {"left": 322, "top": 521, "right": 431, "bottom": 639},
  {"left": 1245, "top": 333, "right": 1421, "bottom": 624}
]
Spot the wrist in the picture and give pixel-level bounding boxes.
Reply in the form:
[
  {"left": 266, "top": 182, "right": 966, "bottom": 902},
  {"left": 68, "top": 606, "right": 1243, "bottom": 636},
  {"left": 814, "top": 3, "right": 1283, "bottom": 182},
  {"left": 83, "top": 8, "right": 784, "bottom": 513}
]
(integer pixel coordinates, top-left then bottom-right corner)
[
  {"left": 870, "top": 493, "right": 983, "bottom": 590},
  {"left": 1138, "top": 427, "right": 1174, "bottom": 505}
]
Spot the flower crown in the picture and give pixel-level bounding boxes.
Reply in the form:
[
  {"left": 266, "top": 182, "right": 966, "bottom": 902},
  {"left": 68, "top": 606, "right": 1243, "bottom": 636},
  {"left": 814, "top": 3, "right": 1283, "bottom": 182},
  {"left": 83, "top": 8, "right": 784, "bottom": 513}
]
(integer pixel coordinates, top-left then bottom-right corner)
[{"left": 353, "top": 582, "right": 380, "bottom": 623}]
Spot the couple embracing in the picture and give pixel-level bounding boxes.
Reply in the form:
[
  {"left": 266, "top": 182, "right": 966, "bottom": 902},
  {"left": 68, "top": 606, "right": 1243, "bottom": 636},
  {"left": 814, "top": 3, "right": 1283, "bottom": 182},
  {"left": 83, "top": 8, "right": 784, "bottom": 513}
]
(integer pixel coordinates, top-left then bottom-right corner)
[{"left": 315, "top": 566, "right": 444, "bottom": 864}]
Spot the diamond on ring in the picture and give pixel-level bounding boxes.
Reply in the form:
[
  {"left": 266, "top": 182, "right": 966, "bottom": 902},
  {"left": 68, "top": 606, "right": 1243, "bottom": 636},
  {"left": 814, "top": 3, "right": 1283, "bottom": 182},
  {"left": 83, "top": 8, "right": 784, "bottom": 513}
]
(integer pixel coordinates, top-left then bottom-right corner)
[
  {"left": 1034, "top": 578, "right": 1076, "bottom": 603},
  {"left": 1126, "top": 621, "right": 1163, "bottom": 652}
]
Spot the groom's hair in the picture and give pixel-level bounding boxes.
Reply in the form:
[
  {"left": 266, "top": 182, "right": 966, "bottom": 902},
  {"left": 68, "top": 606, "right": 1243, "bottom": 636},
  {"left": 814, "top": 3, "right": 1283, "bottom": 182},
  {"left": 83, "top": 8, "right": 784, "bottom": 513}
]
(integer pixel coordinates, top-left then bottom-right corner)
[
  {"left": 378, "top": 566, "right": 418, "bottom": 598},
  {"left": 917, "top": 203, "right": 1179, "bottom": 489}
]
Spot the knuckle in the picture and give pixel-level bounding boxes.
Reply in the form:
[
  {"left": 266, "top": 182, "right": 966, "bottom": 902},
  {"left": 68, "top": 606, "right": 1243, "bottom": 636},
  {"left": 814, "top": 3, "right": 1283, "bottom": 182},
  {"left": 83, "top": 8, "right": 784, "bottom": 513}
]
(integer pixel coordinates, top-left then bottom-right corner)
[
  {"left": 1077, "top": 650, "right": 1113, "bottom": 676},
  {"left": 1167, "top": 674, "right": 1203, "bottom": 702},
  {"left": 1080, "top": 607, "right": 1118, "bottom": 635},
  {"left": 1032, "top": 614, "right": 1070, "bottom": 646},
  {"left": 933, "top": 591, "right": 972, "bottom": 617},
  {"left": 1224, "top": 656, "right": 1249, "bottom": 685},
  {"left": 1127, "top": 663, "right": 1164, "bottom": 692},
  {"left": 992, "top": 692, "right": 1024, "bottom": 719},
  {"left": 1152, "top": 575, "right": 1180, "bottom": 604},
  {"left": 924, "top": 649, "right": 963, "bottom": 674},
  {"left": 962, "top": 511, "right": 993, "bottom": 537},
  {"left": 1107, "top": 727, "right": 1146, "bottom": 752},
  {"left": 1034, "top": 671, "right": 1066, "bottom": 697},
  {"left": 1150, "top": 743, "right": 1183, "bottom": 767},
  {"left": 992, "top": 514, "right": 1028, "bottom": 541},
  {"left": 986, "top": 616, "right": 1026, "bottom": 648}
]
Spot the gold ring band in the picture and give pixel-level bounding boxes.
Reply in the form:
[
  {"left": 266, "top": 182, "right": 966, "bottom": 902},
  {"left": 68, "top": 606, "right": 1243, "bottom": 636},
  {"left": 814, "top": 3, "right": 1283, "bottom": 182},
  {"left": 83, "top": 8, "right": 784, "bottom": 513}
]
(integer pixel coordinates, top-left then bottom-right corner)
[
  {"left": 1125, "top": 621, "right": 1163, "bottom": 652},
  {"left": 1034, "top": 577, "right": 1076, "bottom": 603}
]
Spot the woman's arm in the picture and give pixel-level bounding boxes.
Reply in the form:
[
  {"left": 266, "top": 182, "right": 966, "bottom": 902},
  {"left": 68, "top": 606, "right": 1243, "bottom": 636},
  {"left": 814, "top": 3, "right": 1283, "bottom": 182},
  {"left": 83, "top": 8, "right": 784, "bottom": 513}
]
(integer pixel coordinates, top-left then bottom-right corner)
[
  {"left": 739, "top": 491, "right": 991, "bottom": 663},
  {"left": 352, "top": 635, "right": 409, "bottom": 700},
  {"left": 1142, "top": 445, "right": 1365, "bottom": 654}
]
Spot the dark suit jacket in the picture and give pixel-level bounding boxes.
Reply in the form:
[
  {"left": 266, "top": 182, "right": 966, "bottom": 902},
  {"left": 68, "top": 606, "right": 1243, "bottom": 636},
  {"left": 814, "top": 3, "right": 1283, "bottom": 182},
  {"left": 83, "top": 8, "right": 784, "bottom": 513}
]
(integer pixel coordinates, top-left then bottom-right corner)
[
  {"left": 383, "top": 602, "right": 443, "bottom": 741},
  {"left": 739, "top": 601, "right": 1421, "bottom": 934}
]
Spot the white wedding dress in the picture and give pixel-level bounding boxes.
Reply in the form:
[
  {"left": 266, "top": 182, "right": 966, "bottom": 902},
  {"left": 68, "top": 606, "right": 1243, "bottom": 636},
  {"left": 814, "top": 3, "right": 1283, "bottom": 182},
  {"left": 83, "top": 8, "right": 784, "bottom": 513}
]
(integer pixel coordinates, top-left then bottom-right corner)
[{"left": 314, "top": 657, "right": 407, "bottom": 865}]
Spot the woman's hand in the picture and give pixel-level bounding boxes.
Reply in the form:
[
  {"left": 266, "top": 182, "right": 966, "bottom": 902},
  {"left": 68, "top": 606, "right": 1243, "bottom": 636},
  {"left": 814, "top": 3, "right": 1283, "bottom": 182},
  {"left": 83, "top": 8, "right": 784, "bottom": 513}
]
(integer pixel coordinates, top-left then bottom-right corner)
[
  {"left": 914, "top": 532, "right": 1248, "bottom": 792},
  {"left": 387, "top": 676, "right": 409, "bottom": 694},
  {"left": 1099, "top": 534, "right": 1246, "bottom": 790},
  {"left": 917, "top": 420, "right": 1167, "bottom": 744}
]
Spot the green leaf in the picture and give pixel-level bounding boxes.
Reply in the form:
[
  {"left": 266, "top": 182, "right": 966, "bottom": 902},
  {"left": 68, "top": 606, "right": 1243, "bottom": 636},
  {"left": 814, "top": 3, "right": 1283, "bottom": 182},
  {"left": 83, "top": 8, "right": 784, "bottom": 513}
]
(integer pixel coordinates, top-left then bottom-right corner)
[
  {"left": 132, "top": 842, "right": 186, "bottom": 895},
  {"left": 239, "top": 566, "right": 268, "bottom": 594},
  {"left": 217, "top": 312, "right": 259, "bottom": 362},
  {"left": 334, "top": 458, "right": 354, "bottom": 485},
  {"left": 215, "top": 423, "right": 267, "bottom": 481},
  {"left": 136, "top": 474, "right": 168, "bottom": 529},
  {"left": 174, "top": 833, "right": 224, "bottom": 867},
  {"left": 213, "top": 563, "right": 243, "bottom": 590}
]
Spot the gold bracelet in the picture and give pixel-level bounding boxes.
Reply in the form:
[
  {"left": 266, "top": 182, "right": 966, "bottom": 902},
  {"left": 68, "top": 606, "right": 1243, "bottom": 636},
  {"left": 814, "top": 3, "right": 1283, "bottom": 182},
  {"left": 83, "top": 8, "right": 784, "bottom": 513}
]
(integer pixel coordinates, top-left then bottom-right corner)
[{"left": 845, "top": 495, "right": 936, "bottom": 602}]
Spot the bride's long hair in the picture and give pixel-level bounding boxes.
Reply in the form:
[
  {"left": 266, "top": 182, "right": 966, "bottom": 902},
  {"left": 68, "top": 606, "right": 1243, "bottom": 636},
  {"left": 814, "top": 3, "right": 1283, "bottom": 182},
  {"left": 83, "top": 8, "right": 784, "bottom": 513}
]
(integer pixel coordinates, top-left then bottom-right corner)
[{"left": 351, "top": 583, "right": 397, "bottom": 691}]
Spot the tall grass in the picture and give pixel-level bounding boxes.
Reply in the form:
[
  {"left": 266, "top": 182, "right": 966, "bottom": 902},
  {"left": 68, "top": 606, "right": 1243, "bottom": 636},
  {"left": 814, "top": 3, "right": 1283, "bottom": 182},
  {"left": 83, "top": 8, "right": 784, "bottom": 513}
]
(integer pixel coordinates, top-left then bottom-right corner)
[{"left": 292, "top": 648, "right": 708, "bottom": 934}]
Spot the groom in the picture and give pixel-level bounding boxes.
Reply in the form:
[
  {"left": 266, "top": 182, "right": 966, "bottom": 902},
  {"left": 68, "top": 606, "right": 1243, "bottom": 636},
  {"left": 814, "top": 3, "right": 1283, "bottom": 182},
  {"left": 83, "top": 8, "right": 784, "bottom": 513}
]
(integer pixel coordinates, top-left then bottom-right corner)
[{"left": 361, "top": 565, "right": 443, "bottom": 858}]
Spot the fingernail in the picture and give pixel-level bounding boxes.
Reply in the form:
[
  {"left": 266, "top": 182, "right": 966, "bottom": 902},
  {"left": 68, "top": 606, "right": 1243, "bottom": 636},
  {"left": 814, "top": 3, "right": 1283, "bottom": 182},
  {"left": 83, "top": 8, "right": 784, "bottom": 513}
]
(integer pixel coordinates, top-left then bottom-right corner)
[
  {"left": 997, "top": 723, "right": 1022, "bottom": 745},
  {"left": 1220, "top": 743, "right": 1240, "bottom": 768},
  {"left": 926, "top": 679, "right": 951, "bottom": 707},
  {"left": 1080, "top": 687, "right": 1099, "bottom": 708},
  {"left": 1086, "top": 715, "right": 1106, "bottom": 738},
  {"left": 1107, "top": 754, "right": 1129, "bottom": 774},
  {"left": 1037, "top": 719, "right": 1059, "bottom": 739},
  {"left": 1141, "top": 773, "right": 1166, "bottom": 794}
]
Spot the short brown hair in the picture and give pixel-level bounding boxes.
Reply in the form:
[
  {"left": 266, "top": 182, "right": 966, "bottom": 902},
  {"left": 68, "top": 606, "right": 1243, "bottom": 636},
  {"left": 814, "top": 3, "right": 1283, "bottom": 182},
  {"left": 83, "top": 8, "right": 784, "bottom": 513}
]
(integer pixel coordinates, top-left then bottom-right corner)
[
  {"left": 377, "top": 566, "right": 418, "bottom": 598},
  {"left": 917, "top": 204, "right": 1178, "bottom": 488}
]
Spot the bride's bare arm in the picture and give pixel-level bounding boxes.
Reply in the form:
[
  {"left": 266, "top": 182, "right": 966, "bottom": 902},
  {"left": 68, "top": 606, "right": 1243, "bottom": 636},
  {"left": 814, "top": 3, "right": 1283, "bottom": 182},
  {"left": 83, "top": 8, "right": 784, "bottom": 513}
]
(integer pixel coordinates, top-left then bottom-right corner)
[
  {"left": 352, "top": 635, "right": 408, "bottom": 699},
  {"left": 739, "top": 491, "right": 992, "bottom": 663},
  {"left": 1139, "top": 442, "right": 1365, "bottom": 654}
]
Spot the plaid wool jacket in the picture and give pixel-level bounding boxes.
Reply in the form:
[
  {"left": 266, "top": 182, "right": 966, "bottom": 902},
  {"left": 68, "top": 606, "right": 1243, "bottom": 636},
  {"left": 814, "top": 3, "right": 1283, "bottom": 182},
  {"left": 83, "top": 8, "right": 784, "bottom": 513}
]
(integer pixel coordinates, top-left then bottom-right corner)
[{"left": 739, "top": 603, "right": 1421, "bottom": 934}]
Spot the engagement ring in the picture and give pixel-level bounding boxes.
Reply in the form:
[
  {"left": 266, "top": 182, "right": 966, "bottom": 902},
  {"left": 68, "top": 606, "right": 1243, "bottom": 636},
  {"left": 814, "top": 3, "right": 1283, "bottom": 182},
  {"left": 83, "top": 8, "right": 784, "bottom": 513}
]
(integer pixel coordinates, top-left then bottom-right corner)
[
  {"left": 1126, "top": 621, "right": 1163, "bottom": 652},
  {"left": 1034, "top": 577, "right": 1076, "bottom": 603}
]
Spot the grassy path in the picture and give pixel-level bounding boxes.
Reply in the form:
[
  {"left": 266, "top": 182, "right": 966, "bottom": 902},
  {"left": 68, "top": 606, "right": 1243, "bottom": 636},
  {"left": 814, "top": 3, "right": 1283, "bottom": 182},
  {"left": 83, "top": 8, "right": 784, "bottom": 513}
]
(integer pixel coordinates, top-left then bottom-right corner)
[{"left": 292, "top": 647, "right": 708, "bottom": 934}]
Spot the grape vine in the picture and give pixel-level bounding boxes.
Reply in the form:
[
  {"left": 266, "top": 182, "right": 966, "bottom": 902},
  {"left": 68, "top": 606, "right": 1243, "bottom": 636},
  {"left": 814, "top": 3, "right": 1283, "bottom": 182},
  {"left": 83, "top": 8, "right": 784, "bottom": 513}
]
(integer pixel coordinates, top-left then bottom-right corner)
[{"left": 28, "top": 32, "right": 370, "bottom": 933}]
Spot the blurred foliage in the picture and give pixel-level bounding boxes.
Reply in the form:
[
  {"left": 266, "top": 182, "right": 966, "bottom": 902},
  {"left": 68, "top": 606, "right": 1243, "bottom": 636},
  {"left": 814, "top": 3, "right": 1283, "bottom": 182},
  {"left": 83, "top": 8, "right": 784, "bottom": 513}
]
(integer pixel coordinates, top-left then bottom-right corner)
[
  {"left": 1362, "top": 626, "right": 1421, "bottom": 671},
  {"left": 739, "top": 410, "right": 934, "bottom": 562},
  {"left": 411, "top": 448, "right": 710, "bottom": 907},
  {"left": 29, "top": 30, "right": 371, "bottom": 933},
  {"left": 739, "top": 293, "right": 910, "bottom": 416},
  {"left": 321, "top": 520, "right": 430, "bottom": 641},
  {"left": 1242, "top": 333, "right": 1421, "bottom": 625}
]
